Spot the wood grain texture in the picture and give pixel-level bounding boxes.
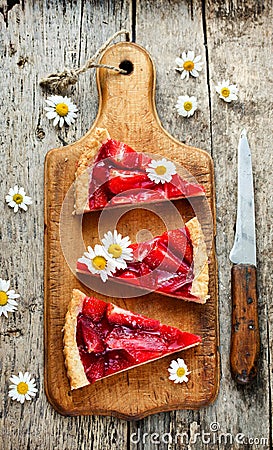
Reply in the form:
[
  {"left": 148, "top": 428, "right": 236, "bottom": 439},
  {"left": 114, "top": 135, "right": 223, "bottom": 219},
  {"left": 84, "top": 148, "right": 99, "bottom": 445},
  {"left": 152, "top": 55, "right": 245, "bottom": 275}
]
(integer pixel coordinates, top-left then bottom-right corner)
[
  {"left": 230, "top": 264, "right": 260, "bottom": 384},
  {"left": 1, "top": 0, "right": 272, "bottom": 448},
  {"left": 205, "top": 0, "right": 273, "bottom": 448},
  {"left": 131, "top": 0, "right": 272, "bottom": 449},
  {"left": 44, "top": 41, "right": 219, "bottom": 419},
  {"left": 0, "top": 1, "right": 130, "bottom": 449}
]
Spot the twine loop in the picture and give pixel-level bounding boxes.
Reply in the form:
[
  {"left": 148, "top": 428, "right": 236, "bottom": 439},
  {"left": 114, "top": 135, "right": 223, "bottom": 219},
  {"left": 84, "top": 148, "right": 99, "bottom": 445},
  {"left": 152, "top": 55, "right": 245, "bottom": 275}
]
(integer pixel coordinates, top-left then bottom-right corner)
[{"left": 39, "top": 29, "right": 130, "bottom": 93}]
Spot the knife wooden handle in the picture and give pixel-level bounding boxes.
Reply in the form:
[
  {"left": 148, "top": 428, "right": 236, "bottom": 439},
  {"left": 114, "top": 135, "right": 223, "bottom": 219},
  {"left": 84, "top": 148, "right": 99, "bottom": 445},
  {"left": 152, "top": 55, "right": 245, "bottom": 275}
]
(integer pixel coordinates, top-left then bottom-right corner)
[{"left": 230, "top": 264, "right": 260, "bottom": 384}]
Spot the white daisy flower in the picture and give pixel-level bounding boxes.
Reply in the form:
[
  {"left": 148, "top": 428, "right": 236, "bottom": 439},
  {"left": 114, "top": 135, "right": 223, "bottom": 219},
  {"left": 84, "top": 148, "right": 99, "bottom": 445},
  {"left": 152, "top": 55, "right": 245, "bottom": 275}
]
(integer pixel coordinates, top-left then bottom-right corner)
[
  {"left": 175, "top": 95, "right": 197, "bottom": 118},
  {"left": 168, "top": 358, "right": 191, "bottom": 384},
  {"left": 78, "top": 244, "right": 117, "bottom": 282},
  {"left": 9, "top": 371, "right": 37, "bottom": 404},
  {"left": 175, "top": 51, "right": 203, "bottom": 80},
  {"left": 215, "top": 80, "right": 238, "bottom": 102},
  {"left": 101, "top": 230, "right": 133, "bottom": 270},
  {"left": 0, "top": 278, "right": 20, "bottom": 317},
  {"left": 5, "top": 185, "right": 32, "bottom": 213},
  {"left": 146, "top": 158, "right": 177, "bottom": 184},
  {"left": 44, "top": 95, "right": 78, "bottom": 128}
]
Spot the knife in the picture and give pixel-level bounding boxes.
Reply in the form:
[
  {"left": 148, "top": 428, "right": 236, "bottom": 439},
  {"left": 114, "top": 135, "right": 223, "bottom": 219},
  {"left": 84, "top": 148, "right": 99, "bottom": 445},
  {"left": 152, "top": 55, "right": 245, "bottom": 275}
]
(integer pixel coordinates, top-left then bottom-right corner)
[{"left": 229, "top": 129, "right": 260, "bottom": 384}]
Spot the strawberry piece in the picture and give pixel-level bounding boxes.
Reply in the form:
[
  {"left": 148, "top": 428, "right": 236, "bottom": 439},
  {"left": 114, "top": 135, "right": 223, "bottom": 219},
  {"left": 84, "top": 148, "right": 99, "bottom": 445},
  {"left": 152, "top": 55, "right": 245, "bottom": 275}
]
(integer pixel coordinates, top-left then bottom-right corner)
[
  {"left": 77, "top": 261, "right": 88, "bottom": 272},
  {"left": 164, "top": 174, "right": 205, "bottom": 198},
  {"left": 181, "top": 180, "right": 205, "bottom": 197},
  {"left": 125, "top": 349, "right": 163, "bottom": 364},
  {"left": 91, "top": 161, "right": 109, "bottom": 184},
  {"left": 115, "top": 261, "right": 142, "bottom": 277},
  {"left": 108, "top": 168, "right": 154, "bottom": 195},
  {"left": 81, "top": 323, "right": 105, "bottom": 353},
  {"left": 160, "top": 326, "right": 202, "bottom": 349},
  {"left": 143, "top": 241, "right": 183, "bottom": 273},
  {"left": 107, "top": 304, "right": 160, "bottom": 331},
  {"left": 86, "top": 356, "right": 105, "bottom": 383},
  {"left": 96, "top": 139, "right": 141, "bottom": 169},
  {"left": 162, "top": 228, "right": 193, "bottom": 266},
  {"left": 105, "top": 350, "right": 133, "bottom": 375},
  {"left": 132, "top": 189, "right": 167, "bottom": 204},
  {"left": 157, "top": 271, "right": 194, "bottom": 293},
  {"left": 106, "top": 327, "right": 168, "bottom": 352},
  {"left": 96, "top": 139, "right": 135, "bottom": 161},
  {"left": 94, "top": 138, "right": 153, "bottom": 170},
  {"left": 89, "top": 186, "right": 108, "bottom": 210},
  {"left": 114, "top": 261, "right": 156, "bottom": 290},
  {"left": 129, "top": 243, "right": 138, "bottom": 255},
  {"left": 82, "top": 296, "right": 107, "bottom": 322},
  {"left": 114, "top": 270, "right": 140, "bottom": 285},
  {"left": 131, "top": 239, "right": 160, "bottom": 262},
  {"left": 109, "top": 190, "right": 164, "bottom": 206}
]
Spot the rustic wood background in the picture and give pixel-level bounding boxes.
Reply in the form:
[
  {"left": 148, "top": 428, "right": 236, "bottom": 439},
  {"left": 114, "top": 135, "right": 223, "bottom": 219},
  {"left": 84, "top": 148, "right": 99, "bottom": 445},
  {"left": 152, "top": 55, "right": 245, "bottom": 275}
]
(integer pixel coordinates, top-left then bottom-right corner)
[{"left": 0, "top": 0, "right": 272, "bottom": 449}]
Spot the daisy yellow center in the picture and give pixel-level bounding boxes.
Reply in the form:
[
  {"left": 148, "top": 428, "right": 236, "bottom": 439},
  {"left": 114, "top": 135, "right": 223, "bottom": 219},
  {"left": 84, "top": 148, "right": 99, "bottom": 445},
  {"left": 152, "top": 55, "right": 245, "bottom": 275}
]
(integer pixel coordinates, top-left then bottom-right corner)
[
  {"left": 155, "top": 165, "right": 167, "bottom": 176},
  {"left": 17, "top": 381, "right": 29, "bottom": 395},
  {"left": 108, "top": 244, "right": 123, "bottom": 258},
  {"left": 221, "top": 87, "right": 230, "bottom": 98},
  {"left": 183, "top": 60, "right": 194, "bottom": 71},
  {"left": 55, "top": 103, "right": 69, "bottom": 117},
  {"left": 92, "top": 256, "right": 107, "bottom": 271},
  {"left": 12, "top": 193, "right": 23, "bottom": 204},
  {"left": 0, "top": 291, "right": 8, "bottom": 306},
  {"left": 176, "top": 367, "right": 186, "bottom": 378},
  {"left": 184, "top": 101, "right": 192, "bottom": 111}
]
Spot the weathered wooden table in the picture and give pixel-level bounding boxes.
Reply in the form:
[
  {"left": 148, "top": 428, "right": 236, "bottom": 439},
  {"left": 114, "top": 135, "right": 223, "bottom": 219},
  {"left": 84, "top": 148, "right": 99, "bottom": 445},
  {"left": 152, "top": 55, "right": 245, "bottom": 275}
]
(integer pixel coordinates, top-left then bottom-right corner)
[{"left": 1, "top": 1, "right": 272, "bottom": 449}]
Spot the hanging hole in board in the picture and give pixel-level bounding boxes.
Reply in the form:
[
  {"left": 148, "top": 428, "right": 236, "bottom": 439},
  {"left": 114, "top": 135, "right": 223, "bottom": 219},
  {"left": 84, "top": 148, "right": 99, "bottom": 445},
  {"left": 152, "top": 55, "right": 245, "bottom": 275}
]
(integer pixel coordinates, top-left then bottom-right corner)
[{"left": 119, "top": 60, "right": 134, "bottom": 75}]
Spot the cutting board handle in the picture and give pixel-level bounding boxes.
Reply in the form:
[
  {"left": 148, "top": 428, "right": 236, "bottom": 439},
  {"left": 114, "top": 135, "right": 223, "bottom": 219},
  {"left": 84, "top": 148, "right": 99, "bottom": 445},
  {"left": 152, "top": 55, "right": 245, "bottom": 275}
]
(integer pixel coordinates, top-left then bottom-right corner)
[{"left": 92, "top": 42, "right": 161, "bottom": 138}]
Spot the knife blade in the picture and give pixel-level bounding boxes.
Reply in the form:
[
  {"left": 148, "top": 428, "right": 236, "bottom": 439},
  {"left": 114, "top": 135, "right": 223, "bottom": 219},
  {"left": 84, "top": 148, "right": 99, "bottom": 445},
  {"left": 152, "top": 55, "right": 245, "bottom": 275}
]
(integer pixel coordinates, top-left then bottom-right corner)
[{"left": 229, "top": 129, "right": 260, "bottom": 384}]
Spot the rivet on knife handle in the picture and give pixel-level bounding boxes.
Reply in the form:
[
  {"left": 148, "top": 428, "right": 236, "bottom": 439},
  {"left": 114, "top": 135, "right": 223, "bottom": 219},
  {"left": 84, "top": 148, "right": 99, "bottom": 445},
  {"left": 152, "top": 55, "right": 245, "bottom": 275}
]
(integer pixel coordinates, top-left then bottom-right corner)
[{"left": 230, "top": 264, "right": 260, "bottom": 384}]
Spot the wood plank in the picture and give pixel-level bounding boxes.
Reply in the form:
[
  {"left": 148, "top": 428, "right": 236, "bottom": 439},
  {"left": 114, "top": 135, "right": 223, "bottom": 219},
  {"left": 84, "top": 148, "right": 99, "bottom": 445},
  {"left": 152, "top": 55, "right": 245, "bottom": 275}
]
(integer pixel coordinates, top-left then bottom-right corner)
[
  {"left": 1, "top": 0, "right": 272, "bottom": 447},
  {"left": 132, "top": 0, "right": 272, "bottom": 448},
  {"left": 44, "top": 41, "right": 219, "bottom": 419},
  {"left": 132, "top": 0, "right": 216, "bottom": 445},
  {"left": 0, "top": 1, "right": 130, "bottom": 449},
  {"left": 204, "top": 0, "right": 272, "bottom": 448}
]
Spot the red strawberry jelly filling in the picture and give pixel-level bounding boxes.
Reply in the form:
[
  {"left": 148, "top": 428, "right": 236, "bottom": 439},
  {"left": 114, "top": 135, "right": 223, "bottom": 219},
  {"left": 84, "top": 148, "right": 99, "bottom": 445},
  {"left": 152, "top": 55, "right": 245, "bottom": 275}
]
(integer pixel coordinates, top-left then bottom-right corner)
[
  {"left": 76, "top": 296, "right": 201, "bottom": 384},
  {"left": 88, "top": 138, "right": 205, "bottom": 210},
  {"left": 77, "top": 225, "right": 197, "bottom": 300}
]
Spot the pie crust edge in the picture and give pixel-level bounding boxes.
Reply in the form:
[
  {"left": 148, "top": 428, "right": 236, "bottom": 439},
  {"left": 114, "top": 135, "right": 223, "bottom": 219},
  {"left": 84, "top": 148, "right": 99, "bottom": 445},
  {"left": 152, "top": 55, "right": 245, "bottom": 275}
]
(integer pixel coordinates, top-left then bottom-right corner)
[
  {"left": 63, "top": 289, "right": 89, "bottom": 390},
  {"left": 186, "top": 217, "right": 210, "bottom": 303},
  {"left": 74, "top": 128, "right": 110, "bottom": 214}
]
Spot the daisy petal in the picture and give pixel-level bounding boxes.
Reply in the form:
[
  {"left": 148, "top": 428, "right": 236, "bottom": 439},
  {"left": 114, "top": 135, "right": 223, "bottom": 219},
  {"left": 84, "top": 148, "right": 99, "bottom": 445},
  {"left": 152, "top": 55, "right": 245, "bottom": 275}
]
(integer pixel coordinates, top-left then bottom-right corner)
[
  {"left": 19, "top": 203, "right": 28, "bottom": 211},
  {"left": 53, "top": 116, "right": 59, "bottom": 127},
  {"left": 45, "top": 99, "right": 56, "bottom": 107},
  {"left": 194, "top": 54, "right": 202, "bottom": 62},
  {"left": 187, "top": 50, "right": 195, "bottom": 60},
  {"left": 175, "top": 57, "right": 183, "bottom": 67},
  {"left": 46, "top": 111, "right": 57, "bottom": 120},
  {"left": 23, "top": 196, "right": 32, "bottom": 205},
  {"left": 18, "top": 187, "right": 26, "bottom": 195},
  {"left": 190, "top": 69, "right": 199, "bottom": 77}
]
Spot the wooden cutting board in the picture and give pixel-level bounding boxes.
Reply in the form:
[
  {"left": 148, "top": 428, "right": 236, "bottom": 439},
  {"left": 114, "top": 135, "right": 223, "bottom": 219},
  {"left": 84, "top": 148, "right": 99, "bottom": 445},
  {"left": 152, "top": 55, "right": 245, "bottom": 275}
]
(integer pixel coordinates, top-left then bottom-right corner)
[{"left": 44, "top": 42, "right": 219, "bottom": 420}]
